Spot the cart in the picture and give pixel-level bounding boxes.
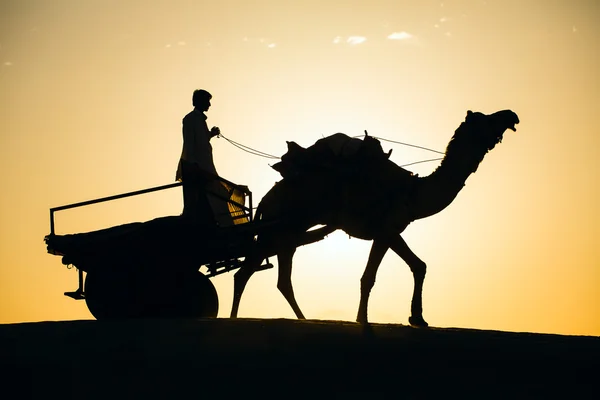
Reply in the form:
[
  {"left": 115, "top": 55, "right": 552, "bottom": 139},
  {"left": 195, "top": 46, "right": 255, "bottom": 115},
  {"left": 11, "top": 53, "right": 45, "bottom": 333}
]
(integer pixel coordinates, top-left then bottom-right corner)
[{"left": 44, "top": 177, "right": 280, "bottom": 320}]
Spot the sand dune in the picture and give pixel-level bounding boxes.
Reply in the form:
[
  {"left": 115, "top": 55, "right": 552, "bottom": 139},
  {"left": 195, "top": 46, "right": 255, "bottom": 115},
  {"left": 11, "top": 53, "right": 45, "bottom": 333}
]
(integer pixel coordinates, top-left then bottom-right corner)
[{"left": 1, "top": 318, "right": 598, "bottom": 398}]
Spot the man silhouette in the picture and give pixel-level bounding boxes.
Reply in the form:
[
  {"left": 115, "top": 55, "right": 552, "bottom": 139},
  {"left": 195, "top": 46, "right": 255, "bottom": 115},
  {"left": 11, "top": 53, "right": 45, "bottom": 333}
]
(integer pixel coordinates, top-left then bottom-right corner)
[{"left": 176, "top": 89, "right": 228, "bottom": 225}]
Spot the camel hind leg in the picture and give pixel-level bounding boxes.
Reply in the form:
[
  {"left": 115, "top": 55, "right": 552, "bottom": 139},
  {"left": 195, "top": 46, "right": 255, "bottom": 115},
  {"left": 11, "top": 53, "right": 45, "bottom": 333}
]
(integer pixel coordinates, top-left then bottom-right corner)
[
  {"left": 277, "top": 246, "right": 306, "bottom": 319},
  {"left": 389, "top": 235, "right": 428, "bottom": 327}
]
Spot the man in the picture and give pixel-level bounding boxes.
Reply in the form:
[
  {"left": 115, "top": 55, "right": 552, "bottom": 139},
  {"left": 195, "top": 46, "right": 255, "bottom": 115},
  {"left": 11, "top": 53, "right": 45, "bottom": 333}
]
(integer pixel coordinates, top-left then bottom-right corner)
[{"left": 176, "top": 89, "right": 229, "bottom": 226}]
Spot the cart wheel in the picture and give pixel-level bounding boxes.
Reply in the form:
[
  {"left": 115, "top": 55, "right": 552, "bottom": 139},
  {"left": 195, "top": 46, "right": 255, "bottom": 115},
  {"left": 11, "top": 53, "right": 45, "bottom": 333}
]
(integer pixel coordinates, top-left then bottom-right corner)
[
  {"left": 165, "top": 270, "right": 219, "bottom": 319},
  {"left": 84, "top": 271, "right": 134, "bottom": 320},
  {"left": 85, "top": 269, "right": 219, "bottom": 320}
]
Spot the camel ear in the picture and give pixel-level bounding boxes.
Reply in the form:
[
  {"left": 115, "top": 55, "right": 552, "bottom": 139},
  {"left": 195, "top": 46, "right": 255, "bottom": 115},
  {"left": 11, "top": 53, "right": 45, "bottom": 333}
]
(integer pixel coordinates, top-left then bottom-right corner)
[{"left": 465, "top": 110, "right": 474, "bottom": 122}]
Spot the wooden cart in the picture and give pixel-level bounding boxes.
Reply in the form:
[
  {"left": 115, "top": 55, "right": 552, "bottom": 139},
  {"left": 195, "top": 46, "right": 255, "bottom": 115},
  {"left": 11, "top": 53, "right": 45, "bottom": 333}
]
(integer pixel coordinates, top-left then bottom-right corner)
[{"left": 44, "top": 177, "right": 277, "bottom": 320}]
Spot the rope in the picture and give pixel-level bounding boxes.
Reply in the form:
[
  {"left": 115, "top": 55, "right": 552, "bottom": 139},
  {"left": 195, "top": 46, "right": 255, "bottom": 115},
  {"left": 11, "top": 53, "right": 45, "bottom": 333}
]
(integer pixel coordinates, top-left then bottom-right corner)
[
  {"left": 371, "top": 136, "right": 445, "bottom": 155},
  {"left": 400, "top": 158, "right": 444, "bottom": 167},
  {"left": 354, "top": 131, "right": 445, "bottom": 155},
  {"left": 219, "top": 131, "right": 446, "bottom": 166},
  {"left": 218, "top": 134, "right": 280, "bottom": 160}
]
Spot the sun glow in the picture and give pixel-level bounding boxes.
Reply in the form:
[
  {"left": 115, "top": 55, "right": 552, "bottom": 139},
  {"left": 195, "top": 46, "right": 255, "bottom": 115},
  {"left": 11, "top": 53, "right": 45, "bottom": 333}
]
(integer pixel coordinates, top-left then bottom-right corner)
[{"left": 1, "top": 1, "right": 598, "bottom": 336}]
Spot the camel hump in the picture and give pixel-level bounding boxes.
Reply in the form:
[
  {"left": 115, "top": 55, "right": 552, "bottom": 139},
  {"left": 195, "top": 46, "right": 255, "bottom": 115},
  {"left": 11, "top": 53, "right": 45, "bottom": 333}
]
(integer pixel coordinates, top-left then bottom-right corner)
[
  {"left": 315, "top": 133, "right": 362, "bottom": 157},
  {"left": 271, "top": 133, "right": 390, "bottom": 179}
]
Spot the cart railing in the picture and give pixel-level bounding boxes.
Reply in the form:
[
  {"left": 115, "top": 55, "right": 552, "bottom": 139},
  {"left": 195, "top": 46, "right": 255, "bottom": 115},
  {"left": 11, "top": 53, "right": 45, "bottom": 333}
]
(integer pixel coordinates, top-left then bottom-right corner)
[{"left": 49, "top": 176, "right": 253, "bottom": 235}]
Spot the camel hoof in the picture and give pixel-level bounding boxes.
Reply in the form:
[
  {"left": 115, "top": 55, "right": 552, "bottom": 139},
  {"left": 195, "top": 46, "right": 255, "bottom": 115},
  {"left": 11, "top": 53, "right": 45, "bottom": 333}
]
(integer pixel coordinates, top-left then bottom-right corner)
[
  {"left": 409, "top": 315, "right": 429, "bottom": 327},
  {"left": 356, "top": 314, "right": 368, "bottom": 325}
]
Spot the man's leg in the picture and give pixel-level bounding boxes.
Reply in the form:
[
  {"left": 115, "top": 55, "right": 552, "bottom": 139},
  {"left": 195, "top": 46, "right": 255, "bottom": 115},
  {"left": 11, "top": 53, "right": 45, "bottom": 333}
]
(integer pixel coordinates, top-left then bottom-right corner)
[
  {"left": 181, "top": 180, "right": 197, "bottom": 219},
  {"left": 196, "top": 187, "right": 217, "bottom": 227}
]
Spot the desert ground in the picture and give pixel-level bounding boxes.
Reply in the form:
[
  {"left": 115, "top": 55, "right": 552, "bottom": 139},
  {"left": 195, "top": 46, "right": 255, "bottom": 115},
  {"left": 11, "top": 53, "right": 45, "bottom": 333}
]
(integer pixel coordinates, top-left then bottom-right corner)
[{"left": 1, "top": 318, "right": 598, "bottom": 399}]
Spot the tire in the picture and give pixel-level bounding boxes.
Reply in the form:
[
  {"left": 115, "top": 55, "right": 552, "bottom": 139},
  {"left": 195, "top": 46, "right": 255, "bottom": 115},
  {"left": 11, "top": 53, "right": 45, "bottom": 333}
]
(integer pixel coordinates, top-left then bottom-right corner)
[
  {"left": 167, "top": 270, "right": 219, "bottom": 318},
  {"left": 85, "top": 269, "right": 219, "bottom": 320},
  {"left": 84, "top": 270, "right": 134, "bottom": 320}
]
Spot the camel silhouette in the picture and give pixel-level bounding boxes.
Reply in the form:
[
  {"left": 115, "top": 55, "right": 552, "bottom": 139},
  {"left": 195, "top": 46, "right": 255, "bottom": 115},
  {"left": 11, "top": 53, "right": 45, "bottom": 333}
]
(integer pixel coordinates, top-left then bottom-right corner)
[{"left": 230, "top": 110, "right": 520, "bottom": 326}]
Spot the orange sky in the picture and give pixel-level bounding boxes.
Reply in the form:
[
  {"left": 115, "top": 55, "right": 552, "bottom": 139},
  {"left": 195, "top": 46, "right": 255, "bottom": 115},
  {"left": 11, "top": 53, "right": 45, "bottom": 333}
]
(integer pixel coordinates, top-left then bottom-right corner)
[{"left": 1, "top": 0, "right": 598, "bottom": 336}]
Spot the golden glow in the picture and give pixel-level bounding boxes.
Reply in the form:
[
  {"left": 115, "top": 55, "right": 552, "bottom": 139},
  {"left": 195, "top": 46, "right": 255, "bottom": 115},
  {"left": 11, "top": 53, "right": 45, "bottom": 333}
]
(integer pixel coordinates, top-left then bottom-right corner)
[{"left": 1, "top": 1, "right": 598, "bottom": 336}]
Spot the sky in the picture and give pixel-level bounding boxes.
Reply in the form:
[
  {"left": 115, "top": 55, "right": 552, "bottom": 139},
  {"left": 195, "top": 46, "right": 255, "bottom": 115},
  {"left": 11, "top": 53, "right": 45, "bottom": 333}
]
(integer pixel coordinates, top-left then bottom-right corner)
[{"left": 0, "top": 0, "right": 598, "bottom": 336}]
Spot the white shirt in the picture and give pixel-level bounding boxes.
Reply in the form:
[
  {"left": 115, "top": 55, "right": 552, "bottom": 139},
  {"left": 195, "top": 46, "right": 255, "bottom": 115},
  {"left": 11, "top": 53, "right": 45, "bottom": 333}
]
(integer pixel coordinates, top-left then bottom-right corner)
[{"left": 176, "top": 109, "right": 218, "bottom": 181}]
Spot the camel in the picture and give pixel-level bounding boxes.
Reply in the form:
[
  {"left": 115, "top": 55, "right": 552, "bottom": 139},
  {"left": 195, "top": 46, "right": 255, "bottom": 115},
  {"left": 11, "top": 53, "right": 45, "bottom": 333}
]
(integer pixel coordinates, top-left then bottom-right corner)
[{"left": 230, "top": 109, "right": 520, "bottom": 326}]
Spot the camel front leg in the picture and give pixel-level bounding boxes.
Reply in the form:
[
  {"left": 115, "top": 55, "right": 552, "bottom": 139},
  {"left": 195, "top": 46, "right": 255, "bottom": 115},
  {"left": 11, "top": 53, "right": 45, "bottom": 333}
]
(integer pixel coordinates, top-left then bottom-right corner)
[
  {"left": 356, "top": 240, "right": 389, "bottom": 324},
  {"left": 389, "top": 235, "right": 428, "bottom": 327},
  {"left": 277, "top": 246, "right": 305, "bottom": 319}
]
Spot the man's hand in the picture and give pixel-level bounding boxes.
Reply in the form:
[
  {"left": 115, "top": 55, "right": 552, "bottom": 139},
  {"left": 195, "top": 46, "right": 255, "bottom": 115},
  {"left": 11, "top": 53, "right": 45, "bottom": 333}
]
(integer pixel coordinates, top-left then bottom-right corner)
[{"left": 210, "top": 126, "right": 221, "bottom": 137}]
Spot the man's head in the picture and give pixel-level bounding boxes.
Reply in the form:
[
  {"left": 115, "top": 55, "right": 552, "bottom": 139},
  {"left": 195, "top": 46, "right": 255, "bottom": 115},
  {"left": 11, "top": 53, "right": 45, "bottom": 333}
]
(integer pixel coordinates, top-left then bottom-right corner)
[{"left": 192, "top": 89, "right": 212, "bottom": 111}]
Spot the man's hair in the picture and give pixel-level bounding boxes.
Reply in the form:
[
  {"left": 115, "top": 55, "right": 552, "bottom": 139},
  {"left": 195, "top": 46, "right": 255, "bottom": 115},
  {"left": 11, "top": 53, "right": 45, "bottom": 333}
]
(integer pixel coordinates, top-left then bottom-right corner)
[{"left": 192, "top": 89, "right": 212, "bottom": 107}]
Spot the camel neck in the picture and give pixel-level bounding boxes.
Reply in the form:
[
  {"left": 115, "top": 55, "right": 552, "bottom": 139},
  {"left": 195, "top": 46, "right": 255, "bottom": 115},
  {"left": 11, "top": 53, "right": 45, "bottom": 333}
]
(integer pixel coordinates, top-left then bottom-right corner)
[{"left": 409, "top": 149, "right": 481, "bottom": 221}]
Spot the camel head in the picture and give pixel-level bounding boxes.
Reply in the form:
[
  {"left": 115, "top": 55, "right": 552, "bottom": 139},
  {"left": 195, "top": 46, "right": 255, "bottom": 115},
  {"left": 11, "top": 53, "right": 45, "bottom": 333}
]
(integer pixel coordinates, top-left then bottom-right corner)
[
  {"left": 443, "top": 109, "right": 519, "bottom": 174},
  {"left": 463, "top": 109, "right": 519, "bottom": 151}
]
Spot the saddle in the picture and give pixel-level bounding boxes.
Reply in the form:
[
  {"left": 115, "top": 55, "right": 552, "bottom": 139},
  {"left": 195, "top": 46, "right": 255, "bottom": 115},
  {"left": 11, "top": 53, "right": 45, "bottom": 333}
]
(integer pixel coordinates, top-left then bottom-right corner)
[{"left": 271, "top": 133, "right": 393, "bottom": 179}]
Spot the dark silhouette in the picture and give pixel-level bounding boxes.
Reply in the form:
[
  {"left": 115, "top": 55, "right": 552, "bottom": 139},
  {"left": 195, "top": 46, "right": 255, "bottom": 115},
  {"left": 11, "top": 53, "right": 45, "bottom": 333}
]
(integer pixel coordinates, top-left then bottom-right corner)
[
  {"left": 176, "top": 89, "right": 233, "bottom": 227},
  {"left": 44, "top": 109, "right": 518, "bottom": 324},
  {"left": 230, "top": 110, "right": 520, "bottom": 326}
]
